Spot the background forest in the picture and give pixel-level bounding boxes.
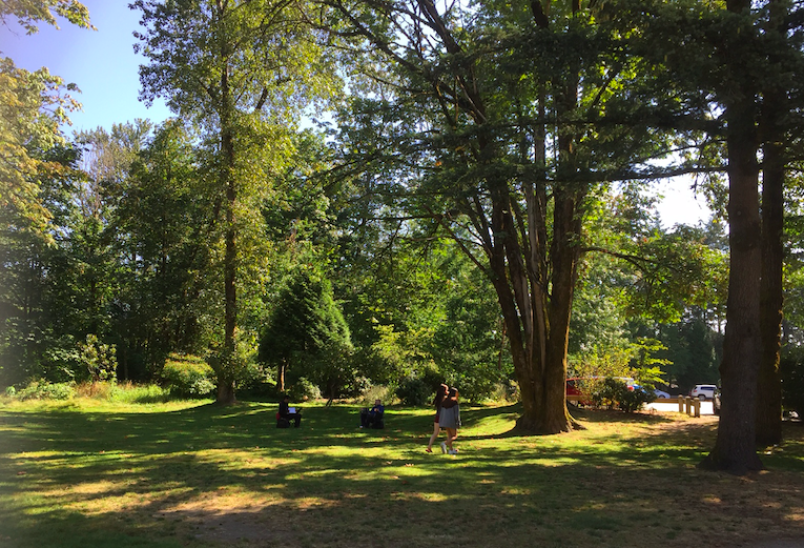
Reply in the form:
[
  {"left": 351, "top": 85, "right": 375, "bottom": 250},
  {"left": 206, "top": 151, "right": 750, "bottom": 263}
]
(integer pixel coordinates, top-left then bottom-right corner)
[{"left": 4, "top": 0, "right": 804, "bottom": 469}]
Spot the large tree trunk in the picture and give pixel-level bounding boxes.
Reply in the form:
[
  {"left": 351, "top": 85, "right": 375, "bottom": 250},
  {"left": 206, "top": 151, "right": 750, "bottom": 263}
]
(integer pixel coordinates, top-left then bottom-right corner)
[
  {"left": 217, "top": 375, "right": 236, "bottom": 404},
  {"left": 542, "top": 187, "right": 583, "bottom": 433},
  {"left": 537, "top": 28, "right": 584, "bottom": 434},
  {"left": 701, "top": 47, "right": 763, "bottom": 472},
  {"left": 755, "top": 0, "right": 786, "bottom": 448},
  {"left": 504, "top": 0, "right": 582, "bottom": 434},
  {"left": 486, "top": 197, "right": 573, "bottom": 434}
]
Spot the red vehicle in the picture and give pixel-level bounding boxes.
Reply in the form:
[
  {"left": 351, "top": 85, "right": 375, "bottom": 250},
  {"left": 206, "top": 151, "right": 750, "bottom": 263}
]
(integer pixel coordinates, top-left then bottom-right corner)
[{"left": 566, "top": 377, "right": 593, "bottom": 405}]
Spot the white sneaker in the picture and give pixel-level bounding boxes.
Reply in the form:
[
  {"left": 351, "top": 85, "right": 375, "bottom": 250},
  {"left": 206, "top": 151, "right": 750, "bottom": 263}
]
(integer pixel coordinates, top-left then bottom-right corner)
[
  {"left": 448, "top": 449, "right": 458, "bottom": 455},
  {"left": 440, "top": 442, "right": 447, "bottom": 454}
]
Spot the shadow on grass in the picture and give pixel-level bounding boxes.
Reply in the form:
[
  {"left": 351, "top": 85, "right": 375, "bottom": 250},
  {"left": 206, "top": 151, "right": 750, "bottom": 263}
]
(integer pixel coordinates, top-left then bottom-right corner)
[{"left": 1, "top": 402, "right": 804, "bottom": 548}]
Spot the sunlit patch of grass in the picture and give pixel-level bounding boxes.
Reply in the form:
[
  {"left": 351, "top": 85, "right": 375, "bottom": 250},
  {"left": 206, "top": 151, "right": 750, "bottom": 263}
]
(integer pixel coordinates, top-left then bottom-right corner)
[{"left": 2, "top": 400, "right": 804, "bottom": 547}]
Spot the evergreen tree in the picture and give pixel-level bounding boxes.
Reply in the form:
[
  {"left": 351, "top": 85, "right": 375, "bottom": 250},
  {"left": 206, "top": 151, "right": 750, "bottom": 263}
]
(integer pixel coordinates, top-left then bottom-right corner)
[{"left": 259, "top": 270, "right": 352, "bottom": 397}]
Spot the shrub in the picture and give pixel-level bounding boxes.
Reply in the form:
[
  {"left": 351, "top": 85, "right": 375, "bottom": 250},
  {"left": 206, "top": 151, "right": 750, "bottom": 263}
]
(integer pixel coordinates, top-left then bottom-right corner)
[
  {"left": 618, "top": 386, "right": 656, "bottom": 413},
  {"left": 450, "top": 367, "right": 503, "bottom": 403},
  {"left": 591, "top": 377, "right": 622, "bottom": 409},
  {"left": 287, "top": 377, "right": 321, "bottom": 401},
  {"left": 17, "top": 381, "right": 75, "bottom": 401},
  {"left": 419, "top": 367, "right": 446, "bottom": 392},
  {"left": 591, "top": 377, "right": 655, "bottom": 413},
  {"left": 490, "top": 381, "right": 519, "bottom": 403},
  {"left": 237, "top": 363, "right": 276, "bottom": 399},
  {"left": 395, "top": 377, "right": 432, "bottom": 407},
  {"left": 161, "top": 354, "right": 216, "bottom": 397}
]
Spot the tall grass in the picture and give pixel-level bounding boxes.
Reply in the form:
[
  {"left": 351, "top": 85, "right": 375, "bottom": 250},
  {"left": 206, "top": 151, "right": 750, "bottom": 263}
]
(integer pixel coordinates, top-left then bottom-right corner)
[{"left": 6, "top": 380, "right": 200, "bottom": 406}]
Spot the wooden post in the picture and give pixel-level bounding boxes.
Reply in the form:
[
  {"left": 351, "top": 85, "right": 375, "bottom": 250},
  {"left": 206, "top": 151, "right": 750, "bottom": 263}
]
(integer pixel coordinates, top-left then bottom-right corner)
[
  {"left": 694, "top": 398, "right": 701, "bottom": 418},
  {"left": 678, "top": 396, "right": 685, "bottom": 414}
]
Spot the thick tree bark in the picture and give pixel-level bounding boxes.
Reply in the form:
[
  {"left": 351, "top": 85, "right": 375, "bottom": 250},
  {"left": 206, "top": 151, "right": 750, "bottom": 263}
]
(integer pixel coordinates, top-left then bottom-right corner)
[
  {"left": 500, "top": 1, "right": 581, "bottom": 434},
  {"left": 536, "top": 27, "right": 584, "bottom": 434},
  {"left": 487, "top": 186, "right": 576, "bottom": 434},
  {"left": 217, "top": 375, "right": 236, "bottom": 404},
  {"left": 701, "top": 71, "right": 764, "bottom": 473},
  {"left": 756, "top": 100, "right": 784, "bottom": 447},
  {"left": 542, "top": 187, "right": 584, "bottom": 433},
  {"left": 756, "top": 177, "right": 783, "bottom": 446},
  {"left": 220, "top": 126, "right": 238, "bottom": 405},
  {"left": 755, "top": 0, "right": 786, "bottom": 448}
]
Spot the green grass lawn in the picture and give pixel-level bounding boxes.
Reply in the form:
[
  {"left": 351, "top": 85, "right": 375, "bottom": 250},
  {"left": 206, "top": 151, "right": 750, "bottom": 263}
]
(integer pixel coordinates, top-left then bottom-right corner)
[{"left": 1, "top": 398, "right": 803, "bottom": 548}]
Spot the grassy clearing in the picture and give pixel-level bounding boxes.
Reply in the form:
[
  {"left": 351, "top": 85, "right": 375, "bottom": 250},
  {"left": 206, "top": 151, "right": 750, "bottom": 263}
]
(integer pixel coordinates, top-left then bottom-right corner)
[{"left": 1, "top": 398, "right": 803, "bottom": 548}]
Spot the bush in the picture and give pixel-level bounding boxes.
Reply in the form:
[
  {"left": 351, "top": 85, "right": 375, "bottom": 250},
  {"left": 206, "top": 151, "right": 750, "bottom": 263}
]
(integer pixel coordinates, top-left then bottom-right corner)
[
  {"left": 618, "top": 386, "right": 656, "bottom": 413},
  {"left": 237, "top": 363, "right": 276, "bottom": 399},
  {"left": 161, "top": 354, "right": 216, "bottom": 397},
  {"left": 419, "top": 367, "right": 446, "bottom": 392},
  {"left": 450, "top": 367, "right": 503, "bottom": 403},
  {"left": 395, "top": 377, "right": 432, "bottom": 407},
  {"left": 17, "top": 381, "right": 75, "bottom": 401},
  {"left": 591, "top": 377, "right": 655, "bottom": 413},
  {"left": 490, "top": 381, "right": 519, "bottom": 403},
  {"left": 287, "top": 377, "right": 321, "bottom": 401}
]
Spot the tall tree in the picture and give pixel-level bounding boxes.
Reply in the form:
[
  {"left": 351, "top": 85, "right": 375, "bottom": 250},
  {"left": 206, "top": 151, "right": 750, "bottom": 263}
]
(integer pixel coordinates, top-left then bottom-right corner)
[
  {"left": 622, "top": 0, "right": 786, "bottom": 473},
  {"left": 0, "top": 143, "right": 83, "bottom": 385},
  {"left": 699, "top": 0, "right": 764, "bottom": 473},
  {"left": 112, "top": 120, "right": 216, "bottom": 377},
  {"left": 132, "top": 0, "right": 340, "bottom": 403},
  {"left": 755, "top": 0, "right": 796, "bottom": 447},
  {"left": 327, "top": 0, "right": 681, "bottom": 432}
]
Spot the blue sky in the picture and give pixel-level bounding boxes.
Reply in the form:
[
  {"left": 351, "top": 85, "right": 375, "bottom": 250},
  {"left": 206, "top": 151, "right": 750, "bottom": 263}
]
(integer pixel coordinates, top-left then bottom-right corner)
[{"left": 0, "top": 0, "right": 171, "bottom": 134}]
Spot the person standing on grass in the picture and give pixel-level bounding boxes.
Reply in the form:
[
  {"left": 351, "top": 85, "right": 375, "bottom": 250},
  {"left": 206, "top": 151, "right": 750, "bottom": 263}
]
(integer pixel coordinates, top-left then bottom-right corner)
[
  {"left": 426, "top": 384, "right": 449, "bottom": 453},
  {"left": 438, "top": 387, "right": 461, "bottom": 455}
]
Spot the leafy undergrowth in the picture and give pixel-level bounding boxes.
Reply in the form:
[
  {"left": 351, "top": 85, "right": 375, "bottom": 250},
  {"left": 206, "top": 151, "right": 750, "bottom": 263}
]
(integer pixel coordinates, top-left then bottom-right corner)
[{"left": 1, "top": 400, "right": 802, "bottom": 548}]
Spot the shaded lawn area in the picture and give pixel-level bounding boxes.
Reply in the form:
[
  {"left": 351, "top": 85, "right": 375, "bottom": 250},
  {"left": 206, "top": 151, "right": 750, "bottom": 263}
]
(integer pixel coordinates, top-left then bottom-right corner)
[{"left": 1, "top": 399, "right": 803, "bottom": 548}]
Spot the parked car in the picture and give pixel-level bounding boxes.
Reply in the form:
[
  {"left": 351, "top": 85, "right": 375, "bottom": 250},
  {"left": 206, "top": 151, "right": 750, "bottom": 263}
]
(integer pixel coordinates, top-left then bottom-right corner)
[
  {"left": 566, "top": 378, "right": 594, "bottom": 406},
  {"left": 653, "top": 389, "right": 671, "bottom": 399},
  {"left": 690, "top": 384, "right": 718, "bottom": 400}
]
